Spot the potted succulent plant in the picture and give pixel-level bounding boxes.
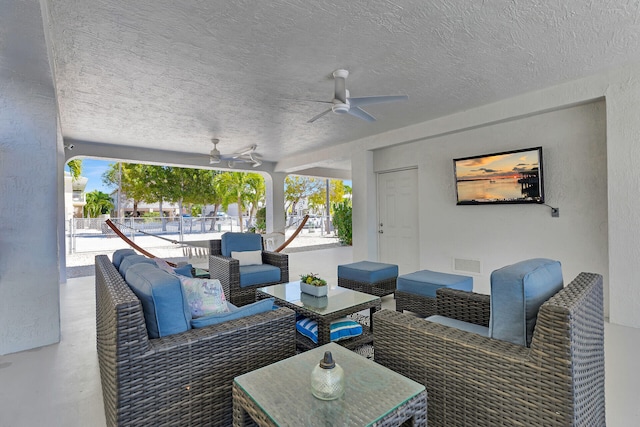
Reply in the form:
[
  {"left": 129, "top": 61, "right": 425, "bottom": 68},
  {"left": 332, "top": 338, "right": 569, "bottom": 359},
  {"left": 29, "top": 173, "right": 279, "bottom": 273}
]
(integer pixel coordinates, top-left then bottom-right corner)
[{"left": 299, "top": 273, "right": 328, "bottom": 297}]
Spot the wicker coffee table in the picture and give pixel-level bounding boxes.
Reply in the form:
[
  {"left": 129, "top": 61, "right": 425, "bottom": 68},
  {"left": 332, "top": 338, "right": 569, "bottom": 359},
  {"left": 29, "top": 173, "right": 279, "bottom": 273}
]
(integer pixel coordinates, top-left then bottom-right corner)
[
  {"left": 256, "top": 281, "right": 381, "bottom": 350},
  {"left": 232, "top": 343, "right": 427, "bottom": 426}
]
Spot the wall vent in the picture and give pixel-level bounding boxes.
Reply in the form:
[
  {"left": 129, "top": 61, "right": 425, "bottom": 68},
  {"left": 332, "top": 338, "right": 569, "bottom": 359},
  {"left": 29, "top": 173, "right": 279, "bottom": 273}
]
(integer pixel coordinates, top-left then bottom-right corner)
[{"left": 452, "top": 258, "right": 482, "bottom": 275}]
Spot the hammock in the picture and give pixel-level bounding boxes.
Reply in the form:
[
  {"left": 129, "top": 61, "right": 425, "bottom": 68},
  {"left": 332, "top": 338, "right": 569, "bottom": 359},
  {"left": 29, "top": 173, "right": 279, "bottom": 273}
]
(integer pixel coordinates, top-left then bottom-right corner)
[{"left": 104, "top": 215, "right": 309, "bottom": 265}]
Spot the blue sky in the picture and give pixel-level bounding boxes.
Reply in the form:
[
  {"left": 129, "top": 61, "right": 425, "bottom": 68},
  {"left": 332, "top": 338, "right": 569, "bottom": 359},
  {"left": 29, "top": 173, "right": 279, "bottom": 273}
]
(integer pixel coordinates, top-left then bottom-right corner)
[{"left": 68, "top": 159, "right": 114, "bottom": 193}]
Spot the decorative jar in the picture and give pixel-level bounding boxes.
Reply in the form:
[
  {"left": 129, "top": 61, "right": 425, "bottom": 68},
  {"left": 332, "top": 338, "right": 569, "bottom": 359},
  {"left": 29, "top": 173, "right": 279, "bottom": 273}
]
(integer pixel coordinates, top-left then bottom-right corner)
[{"left": 311, "top": 351, "right": 344, "bottom": 400}]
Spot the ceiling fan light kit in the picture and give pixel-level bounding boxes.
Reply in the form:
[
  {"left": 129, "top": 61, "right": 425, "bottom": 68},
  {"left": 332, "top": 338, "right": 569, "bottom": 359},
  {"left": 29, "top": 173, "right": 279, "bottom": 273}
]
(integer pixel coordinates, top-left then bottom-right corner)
[{"left": 307, "top": 69, "right": 408, "bottom": 123}]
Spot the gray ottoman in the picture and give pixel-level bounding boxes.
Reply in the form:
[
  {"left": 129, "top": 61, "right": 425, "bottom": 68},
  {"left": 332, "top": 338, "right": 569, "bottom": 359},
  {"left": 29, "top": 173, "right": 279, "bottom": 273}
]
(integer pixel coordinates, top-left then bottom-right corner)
[
  {"left": 337, "top": 261, "right": 399, "bottom": 297},
  {"left": 395, "top": 270, "right": 473, "bottom": 317}
]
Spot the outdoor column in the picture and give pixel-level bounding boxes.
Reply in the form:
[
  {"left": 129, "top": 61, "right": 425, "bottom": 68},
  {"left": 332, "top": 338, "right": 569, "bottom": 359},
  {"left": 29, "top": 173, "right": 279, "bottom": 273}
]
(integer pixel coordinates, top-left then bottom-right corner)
[
  {"left": 0, "top": 0, "right": 61, "bottom": 354},
  {"left": 351, "top": 149, "right": 377, "bottom": 261},
  {"left": 264, "top": 171, "right": 287, "bottom": 250}
]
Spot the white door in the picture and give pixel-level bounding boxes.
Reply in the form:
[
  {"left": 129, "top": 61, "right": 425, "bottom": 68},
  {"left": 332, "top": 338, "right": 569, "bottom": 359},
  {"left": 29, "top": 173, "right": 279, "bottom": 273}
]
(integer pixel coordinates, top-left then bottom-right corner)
[{"left": 377, "top": 168, "right": 419, "bottom": 275}]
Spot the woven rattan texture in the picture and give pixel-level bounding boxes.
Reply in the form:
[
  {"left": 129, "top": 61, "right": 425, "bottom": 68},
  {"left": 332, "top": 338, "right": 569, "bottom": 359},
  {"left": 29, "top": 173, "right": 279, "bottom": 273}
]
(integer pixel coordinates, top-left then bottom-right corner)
[
  {"left": 209, "top": 239, "right": 289, "bottom": 306},
  {"left": 338, "top": 276, "right": 397, "bottom": 297},
  {"left": 375, "top": 272, "right": 605, "bottom": 427},
  {"left": 95, "top": 255, "right": 297, "bottom": 426},
  {"left": 395, "top": 290, "right": 437, "bottom": 317}
]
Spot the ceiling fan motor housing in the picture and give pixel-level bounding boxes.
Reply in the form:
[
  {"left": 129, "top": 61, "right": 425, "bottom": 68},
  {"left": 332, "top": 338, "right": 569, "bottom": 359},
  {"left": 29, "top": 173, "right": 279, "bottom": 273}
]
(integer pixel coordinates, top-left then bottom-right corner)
[{"left": 332, "top": 101, "right": 350, "bottom": 114}]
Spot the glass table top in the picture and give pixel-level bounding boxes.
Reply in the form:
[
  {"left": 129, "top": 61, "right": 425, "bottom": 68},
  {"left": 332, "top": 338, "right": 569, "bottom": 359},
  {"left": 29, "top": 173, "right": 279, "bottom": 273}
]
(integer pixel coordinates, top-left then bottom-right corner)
[
  {"left": 257, "top": 281, "right": 380, "bottom": 316},
  {"left": 234, "top": 343, "right": 425, "bottom": 426}
]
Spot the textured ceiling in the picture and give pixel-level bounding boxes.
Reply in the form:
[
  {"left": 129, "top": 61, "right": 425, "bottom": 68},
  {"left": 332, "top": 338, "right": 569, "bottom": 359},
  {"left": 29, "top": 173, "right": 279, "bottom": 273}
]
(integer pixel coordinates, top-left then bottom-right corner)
[{"left": 40, "top": 0, "right": 640, "bottom": 170}]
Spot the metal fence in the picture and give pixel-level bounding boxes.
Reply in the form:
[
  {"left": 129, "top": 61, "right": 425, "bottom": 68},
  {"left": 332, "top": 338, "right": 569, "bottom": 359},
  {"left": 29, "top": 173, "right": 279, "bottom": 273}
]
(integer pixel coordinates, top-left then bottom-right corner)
[
  {"left": 67, "top": 215, "right": 334, "bottom": 254},
  {"left": 67, "top": 216, "right": 241, "bottom": 254}
]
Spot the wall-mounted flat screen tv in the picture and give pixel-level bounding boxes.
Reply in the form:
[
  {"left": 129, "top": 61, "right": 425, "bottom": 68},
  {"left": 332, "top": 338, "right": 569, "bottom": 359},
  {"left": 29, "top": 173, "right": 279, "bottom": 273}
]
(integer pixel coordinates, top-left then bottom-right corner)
[{"left": 453, "top": 147, "right": 544, "bottom": 205}]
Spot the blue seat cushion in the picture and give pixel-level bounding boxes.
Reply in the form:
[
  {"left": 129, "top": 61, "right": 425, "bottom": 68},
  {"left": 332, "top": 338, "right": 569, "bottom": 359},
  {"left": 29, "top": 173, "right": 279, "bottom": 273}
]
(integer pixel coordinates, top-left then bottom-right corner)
[
  {"left": 191, "top": 298, "right": 275, "bottom": 328},
  {"left": 125, "top": 263, "right": 192, "bottom": 338},
  {"left": 337, "top": 261, "right": 398, "bottom": 283},
  {"left": 119, "top": 254, "right": 157, "bottom": 277},
  {"left": 239, "top": 264, "right": 281, "bottom": 287},
  {"left": 221, "top": 232, "right": 263, "bottom": 257},
  {"left": 296, "top": 317, "right": 363, "bottom": 344},
  {"left": 396, "top": 270, "right": 473, "bottom": 298},
  {"left": 427, "top": 315, "right": 489, "bottom": 337},
  {"left": 489, "top": 258, "right": 563, "bottom": 347},
  {"left": 112, "top": 248, "right": 136, "bottom": 269}
]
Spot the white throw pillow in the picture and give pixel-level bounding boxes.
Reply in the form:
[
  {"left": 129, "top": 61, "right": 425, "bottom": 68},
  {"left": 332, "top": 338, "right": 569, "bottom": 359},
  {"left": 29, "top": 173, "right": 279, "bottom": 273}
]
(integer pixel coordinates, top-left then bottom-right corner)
[
  {"left": 179, "top": 276, "right": 229, "bottom": 318},
  {"left": 231, "top": 250, "right": 263, "bottom": 266}
]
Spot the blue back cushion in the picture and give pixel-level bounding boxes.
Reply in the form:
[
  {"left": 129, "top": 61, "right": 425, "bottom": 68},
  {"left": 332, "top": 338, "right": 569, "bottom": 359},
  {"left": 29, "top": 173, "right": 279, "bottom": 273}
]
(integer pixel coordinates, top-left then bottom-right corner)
[
  {"left": 119, "top": 254, "right": 157, "bottom": 277},
  {"left": 489, "top": 258, "right": 563, "bottom": 347},
  {"left": 112, "top": 248, "right": 136, "bottom": 269},
  {"left": 221, "top": 232, "right": 262, "bottom": 257},
  {"left": 191, "top": 298, "right": 275, "bottom": 328},
  {"left": 125, "top": 263, "right": 192, "bottom": 338},
  {"left": 239, "top": 264, "right": 281, "bottom": 287}
]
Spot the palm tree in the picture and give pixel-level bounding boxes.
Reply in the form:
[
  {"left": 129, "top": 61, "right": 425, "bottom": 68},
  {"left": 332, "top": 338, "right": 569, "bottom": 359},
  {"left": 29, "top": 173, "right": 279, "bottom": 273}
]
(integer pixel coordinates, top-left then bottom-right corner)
[
  {"left": 67, "top": 159, "right": 82, "bottom": 180},
  {"left": 215, "top": 172, "right": 255, "bottom": 232},
  {"left": 84, "top": 190, "right": 114, "bottom": 218},
  {"left": 244, "top": 173, "right": 265, "bottom": 229}
]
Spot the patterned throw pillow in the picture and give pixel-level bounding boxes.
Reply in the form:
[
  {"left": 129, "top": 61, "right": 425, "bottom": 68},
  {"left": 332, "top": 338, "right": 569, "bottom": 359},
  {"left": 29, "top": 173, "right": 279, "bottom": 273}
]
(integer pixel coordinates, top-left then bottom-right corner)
[
  {"left": 179, "top": 276, "right": 229, "bottom": 318},
  {"left": 296, "top": 317, "right": 363, "bottom": 344}
]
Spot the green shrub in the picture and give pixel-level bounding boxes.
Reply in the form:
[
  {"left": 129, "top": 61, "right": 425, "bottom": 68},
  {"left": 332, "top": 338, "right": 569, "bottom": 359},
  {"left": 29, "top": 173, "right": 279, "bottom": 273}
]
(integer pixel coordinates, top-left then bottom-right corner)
[
  {"left": 332, "top": 201, "right": 352, "bottom": 246},
  {"left": 255, "top": 207, "right": 266, "bottom": 233}
]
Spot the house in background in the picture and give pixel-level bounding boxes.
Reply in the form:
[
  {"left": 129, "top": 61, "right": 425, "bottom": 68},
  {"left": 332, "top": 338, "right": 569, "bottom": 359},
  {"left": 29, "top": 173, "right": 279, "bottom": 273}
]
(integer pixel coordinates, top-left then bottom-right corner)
[{"left": 63, "top": 171, "right": 88, "bottom": 219}]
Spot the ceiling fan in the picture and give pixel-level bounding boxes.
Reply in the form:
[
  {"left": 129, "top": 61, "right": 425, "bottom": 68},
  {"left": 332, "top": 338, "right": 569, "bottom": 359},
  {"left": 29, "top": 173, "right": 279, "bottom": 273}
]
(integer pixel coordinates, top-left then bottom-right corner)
[
  {"left": 307, "top": 69, "right": 408, "bottom": 123},
  {"left": 208, "top": 138, "right": 263, "bottom": 168}
]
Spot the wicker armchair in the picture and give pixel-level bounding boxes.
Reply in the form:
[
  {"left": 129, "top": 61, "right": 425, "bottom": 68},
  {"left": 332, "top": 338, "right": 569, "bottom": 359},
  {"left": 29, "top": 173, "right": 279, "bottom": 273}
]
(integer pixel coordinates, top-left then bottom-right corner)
[
  {"left": 209, "top": 237, "right": 289, "bottom": 306},
  {"left": 374, "top": 272, "right": 605, "bottom": 427},
  {"left": 95, "top": 255, "right": 296, "bottom": 427}
]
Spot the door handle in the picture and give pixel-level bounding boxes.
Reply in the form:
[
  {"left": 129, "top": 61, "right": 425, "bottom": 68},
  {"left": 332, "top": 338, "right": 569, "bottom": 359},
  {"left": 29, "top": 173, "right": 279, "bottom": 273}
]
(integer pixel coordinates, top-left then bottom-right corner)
[{"left": 378, "top": 230, "right": 383, "bottom": 234}]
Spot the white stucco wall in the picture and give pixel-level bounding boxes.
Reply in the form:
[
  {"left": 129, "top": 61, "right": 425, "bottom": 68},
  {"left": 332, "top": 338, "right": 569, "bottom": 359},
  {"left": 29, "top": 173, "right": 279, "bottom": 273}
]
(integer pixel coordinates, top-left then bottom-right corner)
[
  {"left": 0, "top": 0, "right": 60, "bottom": 354},
  {"left": 373, "top": 102, "right": 608, "bottom": 310},
  {"left": 350, "top": 63, "right": 640, "bottom": 328}
]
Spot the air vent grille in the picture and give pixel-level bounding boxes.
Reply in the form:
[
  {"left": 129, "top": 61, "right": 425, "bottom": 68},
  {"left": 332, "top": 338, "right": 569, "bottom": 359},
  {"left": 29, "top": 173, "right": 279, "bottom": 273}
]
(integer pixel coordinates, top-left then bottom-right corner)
[{"left": 452, "top": 258, "right": 482, "bottom": 275}]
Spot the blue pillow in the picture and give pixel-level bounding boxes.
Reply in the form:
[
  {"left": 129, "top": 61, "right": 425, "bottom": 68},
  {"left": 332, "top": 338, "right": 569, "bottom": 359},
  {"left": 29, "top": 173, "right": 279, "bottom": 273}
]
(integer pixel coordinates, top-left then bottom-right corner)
[
  {"left": 125, "top": 263, "right": 192, "bottom": 338},
  {"left": 174, "top": 263, "right": 193, "bottom": 277},
  {"left": 112, "top": 248, "right": 136, "bottom": 269},
  {"left": 191, "top": 297, "right": 275, "bottom": 328},
  {"left": 119, "top": 254, "right": 157, "bottom": 277},
  {"left": 296, "top": 317, "right": 363, "bottom": 344}
]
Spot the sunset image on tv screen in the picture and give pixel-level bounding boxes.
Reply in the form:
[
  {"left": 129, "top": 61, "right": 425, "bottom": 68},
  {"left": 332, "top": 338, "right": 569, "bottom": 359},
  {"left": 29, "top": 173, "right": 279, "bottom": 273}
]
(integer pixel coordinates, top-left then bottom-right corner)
[{"left": 454, "top": 148, "right": 543, "bottom": 204}]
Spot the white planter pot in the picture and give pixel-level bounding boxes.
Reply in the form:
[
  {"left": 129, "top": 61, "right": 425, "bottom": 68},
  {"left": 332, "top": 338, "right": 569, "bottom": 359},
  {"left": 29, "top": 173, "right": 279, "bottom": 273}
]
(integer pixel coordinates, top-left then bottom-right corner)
[
  {"left": 300, "top": 292, "right": 328, "bottom": 308},
  {"left": 300, "top": 281, "right": 328, "bottom": 297}
]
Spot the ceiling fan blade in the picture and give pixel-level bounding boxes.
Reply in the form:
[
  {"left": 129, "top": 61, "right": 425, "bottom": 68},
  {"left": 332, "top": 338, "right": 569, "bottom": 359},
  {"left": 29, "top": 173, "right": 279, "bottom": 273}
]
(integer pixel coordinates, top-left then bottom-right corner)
[
  {"left": 231, "top": 144, "right": 257, "bottom": 158},
  {"left": 349, "top": 95, "right": 408, "bottom": 107},
  {"left": 281, "top": 98, "right": 333, "bottom": 104},
  {"left": 307, "top": 108, "right": 332, "bottom": 123},
  {"left": 347, "top": 107, "right": 376, "bottom": 122}
]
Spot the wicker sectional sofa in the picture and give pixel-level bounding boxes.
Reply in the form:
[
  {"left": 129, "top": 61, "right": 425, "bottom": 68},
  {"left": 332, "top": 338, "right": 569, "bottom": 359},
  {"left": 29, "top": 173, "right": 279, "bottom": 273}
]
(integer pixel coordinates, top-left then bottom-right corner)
[
  {"left": 374, "top": 272, "right": 606, "bottom": 427},
  {"left": 95, "top": 254, "right": 296, "bottom": 426}
]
